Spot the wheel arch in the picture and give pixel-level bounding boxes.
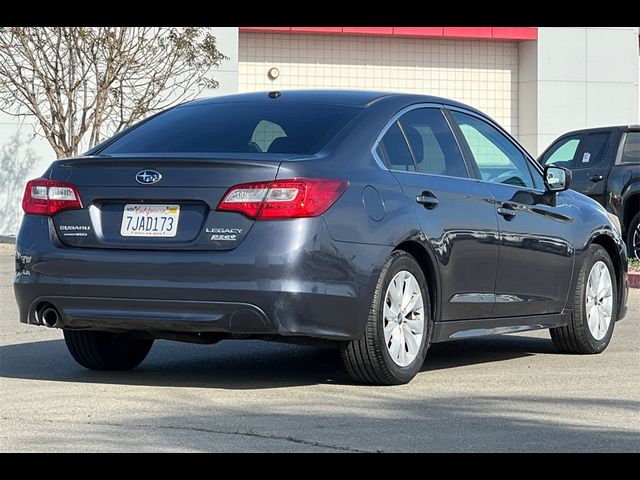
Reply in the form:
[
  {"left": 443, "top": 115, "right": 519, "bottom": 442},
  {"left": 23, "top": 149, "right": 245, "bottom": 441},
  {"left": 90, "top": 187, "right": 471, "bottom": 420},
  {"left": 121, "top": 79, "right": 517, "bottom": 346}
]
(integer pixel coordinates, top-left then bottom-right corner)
[
  {"left": 589, "top": 232, "right": 625, "bottom": 318},
  {"left": 393, "top": 240, "right": 441, "bottom": 322},
  {"left": 622, "top": 192, "right": 638, "bottom": 233}
]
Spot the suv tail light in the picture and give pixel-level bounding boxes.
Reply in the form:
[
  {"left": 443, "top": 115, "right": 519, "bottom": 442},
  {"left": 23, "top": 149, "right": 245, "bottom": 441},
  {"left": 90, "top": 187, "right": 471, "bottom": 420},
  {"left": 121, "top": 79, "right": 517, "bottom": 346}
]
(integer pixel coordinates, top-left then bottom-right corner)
[
  {"left": 217, "top": 178, "right": 348, "bottom": 220},
  {"left": 22, "top": 178, "right": 82, "bottom": 216}
]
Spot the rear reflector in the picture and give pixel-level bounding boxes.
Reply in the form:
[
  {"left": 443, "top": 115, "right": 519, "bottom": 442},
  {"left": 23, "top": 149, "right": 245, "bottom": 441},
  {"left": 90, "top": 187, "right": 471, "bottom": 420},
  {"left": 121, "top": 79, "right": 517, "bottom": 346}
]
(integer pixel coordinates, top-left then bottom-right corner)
[
  {"left": 217, "top": 178, "right": 348, "bottom": 219},
  {"left": 22, "top": 178, "right": 82, "bottom": 216}
]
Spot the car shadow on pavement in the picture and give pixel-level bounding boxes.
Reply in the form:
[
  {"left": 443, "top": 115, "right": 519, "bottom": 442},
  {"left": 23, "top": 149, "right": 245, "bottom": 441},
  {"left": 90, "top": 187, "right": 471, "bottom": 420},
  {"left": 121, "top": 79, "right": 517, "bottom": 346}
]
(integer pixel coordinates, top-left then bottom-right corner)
[{"left": 0, "top": 334, "right": 556, "bottom": 389}]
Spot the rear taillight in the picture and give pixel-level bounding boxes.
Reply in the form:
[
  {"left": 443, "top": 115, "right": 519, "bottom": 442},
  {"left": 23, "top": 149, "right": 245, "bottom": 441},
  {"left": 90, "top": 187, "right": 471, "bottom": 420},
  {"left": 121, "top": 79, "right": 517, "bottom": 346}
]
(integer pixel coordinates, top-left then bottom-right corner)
[
  {"left": 217, "top": 178, "right": 348, "bottom": 220},
  {"left": 22, "top": 178, "right": 82, "bottom": 216}
]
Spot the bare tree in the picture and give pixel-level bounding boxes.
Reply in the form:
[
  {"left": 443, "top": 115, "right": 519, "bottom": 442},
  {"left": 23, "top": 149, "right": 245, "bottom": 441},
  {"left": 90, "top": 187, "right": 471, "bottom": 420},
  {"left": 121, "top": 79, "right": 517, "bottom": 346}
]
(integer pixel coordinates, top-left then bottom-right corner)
[{"left": 0, "top": 27, "right": 227, "bottom": 158}]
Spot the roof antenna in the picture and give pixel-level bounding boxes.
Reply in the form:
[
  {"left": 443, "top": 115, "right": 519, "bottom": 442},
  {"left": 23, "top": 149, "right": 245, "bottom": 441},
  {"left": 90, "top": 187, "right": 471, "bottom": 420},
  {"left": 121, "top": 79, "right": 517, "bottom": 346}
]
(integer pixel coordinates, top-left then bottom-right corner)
[{"left": 268, "top": 91, "right": 281, "bottom": 99}]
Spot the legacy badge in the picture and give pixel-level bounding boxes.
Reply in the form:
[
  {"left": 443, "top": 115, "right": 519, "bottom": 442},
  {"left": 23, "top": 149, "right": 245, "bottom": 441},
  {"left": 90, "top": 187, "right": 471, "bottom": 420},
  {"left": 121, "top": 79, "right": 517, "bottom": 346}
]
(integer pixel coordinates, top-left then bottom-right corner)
[{"left": 206, "top": 227, "right": 243, "bottom": 241}]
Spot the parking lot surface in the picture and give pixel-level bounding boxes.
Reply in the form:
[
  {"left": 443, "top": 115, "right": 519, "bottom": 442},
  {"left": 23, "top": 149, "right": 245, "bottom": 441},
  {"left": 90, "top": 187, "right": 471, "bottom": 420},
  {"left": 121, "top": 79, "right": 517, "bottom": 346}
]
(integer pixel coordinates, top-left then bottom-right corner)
[{"left": 0, "top": 244, "right": 638, "bottom": 452}]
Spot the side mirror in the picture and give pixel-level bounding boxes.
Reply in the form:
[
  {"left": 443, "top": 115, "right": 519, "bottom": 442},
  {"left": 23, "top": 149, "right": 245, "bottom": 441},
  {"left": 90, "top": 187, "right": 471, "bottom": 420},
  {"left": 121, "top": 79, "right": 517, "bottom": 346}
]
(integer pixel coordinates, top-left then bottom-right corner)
[{"left": 544, "top": 165, "right": 572, "bottom": 193}]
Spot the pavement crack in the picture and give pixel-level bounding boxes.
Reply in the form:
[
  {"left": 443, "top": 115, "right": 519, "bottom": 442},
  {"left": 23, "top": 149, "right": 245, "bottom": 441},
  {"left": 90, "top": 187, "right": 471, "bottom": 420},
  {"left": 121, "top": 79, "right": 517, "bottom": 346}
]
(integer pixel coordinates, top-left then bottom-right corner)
[
  {"left": 156, "top": 424, "right": 372, "bottom": 452},
  {"left": 4, "top": 416, "right": 373, "bottom": 453}
]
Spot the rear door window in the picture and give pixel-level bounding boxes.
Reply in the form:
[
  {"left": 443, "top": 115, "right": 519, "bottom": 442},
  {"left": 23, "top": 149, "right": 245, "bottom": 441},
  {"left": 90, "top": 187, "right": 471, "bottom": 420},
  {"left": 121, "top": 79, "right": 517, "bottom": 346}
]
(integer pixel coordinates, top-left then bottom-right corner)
[{"left": 397, "top": 108, "right": 469, "bottom": 178}]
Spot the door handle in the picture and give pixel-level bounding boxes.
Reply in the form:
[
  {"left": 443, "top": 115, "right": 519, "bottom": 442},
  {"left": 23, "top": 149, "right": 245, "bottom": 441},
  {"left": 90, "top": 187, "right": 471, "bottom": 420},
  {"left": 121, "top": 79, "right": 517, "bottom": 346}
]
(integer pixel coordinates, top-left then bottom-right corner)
[
  {"left": 590, "top": 174, "right": 604, "bottom": 183},
  {"left": 416, "top": 192, "right": 439, "bottom": 210},
  {"left": 497, "top": 203, "right": 516, "bottom": 220}
]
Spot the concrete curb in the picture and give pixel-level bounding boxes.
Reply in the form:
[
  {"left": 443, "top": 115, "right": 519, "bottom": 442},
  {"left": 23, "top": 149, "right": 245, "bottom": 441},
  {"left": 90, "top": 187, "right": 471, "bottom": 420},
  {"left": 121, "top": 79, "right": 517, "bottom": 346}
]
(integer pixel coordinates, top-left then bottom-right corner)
[{"left": 0, "top": 235, "right": 16, "bottom": 244}]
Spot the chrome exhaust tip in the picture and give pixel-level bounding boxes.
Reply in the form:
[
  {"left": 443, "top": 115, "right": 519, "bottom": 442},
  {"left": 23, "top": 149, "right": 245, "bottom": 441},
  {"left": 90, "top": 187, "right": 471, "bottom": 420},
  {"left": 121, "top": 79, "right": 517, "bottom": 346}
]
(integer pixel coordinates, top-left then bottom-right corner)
[{"left": 40, "top": 306, "right": 61, "bottom": 328}]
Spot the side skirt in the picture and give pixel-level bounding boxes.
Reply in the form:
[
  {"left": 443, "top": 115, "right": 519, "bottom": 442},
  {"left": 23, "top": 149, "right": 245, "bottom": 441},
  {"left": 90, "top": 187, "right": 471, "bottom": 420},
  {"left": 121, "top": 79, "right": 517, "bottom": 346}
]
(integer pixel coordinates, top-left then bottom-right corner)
[{"left": 431, "top": 311, "right": 570, "bottom": 343}]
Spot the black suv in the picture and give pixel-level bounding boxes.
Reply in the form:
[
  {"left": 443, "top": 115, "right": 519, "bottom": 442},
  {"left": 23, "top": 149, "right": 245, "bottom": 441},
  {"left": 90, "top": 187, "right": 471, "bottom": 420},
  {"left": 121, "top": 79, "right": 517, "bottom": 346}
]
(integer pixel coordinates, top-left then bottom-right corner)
[{"left": 539, "top": 125, "right": 640, "bottom": 260}]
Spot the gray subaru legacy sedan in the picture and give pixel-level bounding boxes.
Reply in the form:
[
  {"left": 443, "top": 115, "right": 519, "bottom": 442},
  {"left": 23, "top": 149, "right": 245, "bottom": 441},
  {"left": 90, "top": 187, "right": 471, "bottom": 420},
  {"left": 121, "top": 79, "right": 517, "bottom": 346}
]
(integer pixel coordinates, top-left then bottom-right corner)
[{"left": 14, "top": 90, "right": 629, "bottom": 385}]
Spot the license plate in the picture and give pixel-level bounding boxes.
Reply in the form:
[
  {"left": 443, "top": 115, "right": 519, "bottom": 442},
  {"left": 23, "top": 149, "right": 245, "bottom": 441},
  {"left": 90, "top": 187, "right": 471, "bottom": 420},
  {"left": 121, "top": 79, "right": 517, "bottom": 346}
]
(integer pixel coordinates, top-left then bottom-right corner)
[{"left": 120, "top": 204, "right": 180, "bottom": 237}]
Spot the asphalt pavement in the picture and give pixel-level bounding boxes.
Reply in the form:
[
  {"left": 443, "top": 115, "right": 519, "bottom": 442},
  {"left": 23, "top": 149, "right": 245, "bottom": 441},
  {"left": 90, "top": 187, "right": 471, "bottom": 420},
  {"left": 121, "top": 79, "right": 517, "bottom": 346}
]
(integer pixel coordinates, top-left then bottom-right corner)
[{"left": 0, "top": 243, "right": 638, "bottom": 452}]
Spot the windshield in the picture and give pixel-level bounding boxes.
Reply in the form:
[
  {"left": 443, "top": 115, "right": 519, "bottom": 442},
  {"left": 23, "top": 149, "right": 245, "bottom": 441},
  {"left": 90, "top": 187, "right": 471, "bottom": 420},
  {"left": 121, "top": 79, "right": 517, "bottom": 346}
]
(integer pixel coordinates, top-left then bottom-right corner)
[{"left": 99, "top": 102, "right": 361, "bottom": 156}]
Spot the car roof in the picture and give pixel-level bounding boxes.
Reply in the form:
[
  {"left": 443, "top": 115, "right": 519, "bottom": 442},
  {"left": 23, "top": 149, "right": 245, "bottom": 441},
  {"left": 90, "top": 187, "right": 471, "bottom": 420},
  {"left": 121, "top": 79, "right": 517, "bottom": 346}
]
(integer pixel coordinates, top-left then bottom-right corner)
[
  {"left": 557, "top": 125, "right": 640, "bottom": 136},
  {"left": 184, "top": 89, "right": 477, "bottom": 110}
]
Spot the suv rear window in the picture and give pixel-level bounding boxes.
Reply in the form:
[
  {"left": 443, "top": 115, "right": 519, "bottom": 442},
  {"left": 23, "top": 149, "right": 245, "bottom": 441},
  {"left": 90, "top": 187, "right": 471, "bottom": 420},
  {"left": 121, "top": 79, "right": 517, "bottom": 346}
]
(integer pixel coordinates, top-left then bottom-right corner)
[{"left": 100, "top": 102, "right": 361, "bottom": 156}]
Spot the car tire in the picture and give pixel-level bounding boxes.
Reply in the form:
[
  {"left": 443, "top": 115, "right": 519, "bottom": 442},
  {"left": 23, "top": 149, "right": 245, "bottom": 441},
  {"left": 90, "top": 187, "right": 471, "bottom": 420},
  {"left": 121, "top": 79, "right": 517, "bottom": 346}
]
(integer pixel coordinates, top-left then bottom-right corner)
[
  {"left": 627, "top": 212, "right": 640, "bottom": 261},
  {"left": 340, "top": 250, "right": 432, "bottom": 385},
  {"left": 63, "top": 330, "right": 154, "bottom": 370},
  {"left": 550, "top": 244, "right": 617, "bottom": 354}
]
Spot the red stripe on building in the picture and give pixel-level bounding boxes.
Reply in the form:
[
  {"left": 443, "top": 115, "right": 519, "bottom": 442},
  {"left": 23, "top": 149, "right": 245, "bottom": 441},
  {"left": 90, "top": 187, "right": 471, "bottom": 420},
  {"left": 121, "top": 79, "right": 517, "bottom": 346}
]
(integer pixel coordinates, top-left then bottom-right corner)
[
  {"left": 443, "top": 27, "right": 493, "bottom": 38},
  {"left": 240, "top": 27, "right": 538, "bottom": 41},
  {"left": 392, "top": 27, "right": 444, "bottom": 37},
  {"left": 491, "top": 27, "right": 538, "bottom": 40},
  {"left": 342, "top": 27, "right": 394, "bottom": 35},
  {"left": 290, "top": 27, "right": 343, "bottom": 33}
]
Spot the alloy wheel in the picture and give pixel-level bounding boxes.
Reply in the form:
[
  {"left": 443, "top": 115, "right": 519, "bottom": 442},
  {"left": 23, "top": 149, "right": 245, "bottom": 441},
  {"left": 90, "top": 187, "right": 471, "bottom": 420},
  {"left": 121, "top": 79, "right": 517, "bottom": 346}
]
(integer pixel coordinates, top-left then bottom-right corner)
[
  {"left": 585, "top": 261, "right": 613, "bottom": 341},
  {"left": 383, "top": 270, "right": 425, "bottom": 367},
  {"left": 632, "top": 223, "right": 640, "bottom": 261}
]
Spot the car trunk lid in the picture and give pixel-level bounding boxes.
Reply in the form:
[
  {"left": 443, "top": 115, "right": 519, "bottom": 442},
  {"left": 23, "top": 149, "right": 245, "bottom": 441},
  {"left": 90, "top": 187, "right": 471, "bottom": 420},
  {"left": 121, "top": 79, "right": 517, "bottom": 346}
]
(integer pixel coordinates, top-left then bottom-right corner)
[{"left": 48, "top": 155, "right": 287, "bottom": 251}]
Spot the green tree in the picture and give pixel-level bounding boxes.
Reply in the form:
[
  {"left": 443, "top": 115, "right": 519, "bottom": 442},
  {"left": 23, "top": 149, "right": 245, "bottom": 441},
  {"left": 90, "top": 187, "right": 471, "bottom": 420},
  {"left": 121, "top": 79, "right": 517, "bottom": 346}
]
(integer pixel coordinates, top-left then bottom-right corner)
[{"left": 0, "top": 27, "right": 227, "bottom": 158}]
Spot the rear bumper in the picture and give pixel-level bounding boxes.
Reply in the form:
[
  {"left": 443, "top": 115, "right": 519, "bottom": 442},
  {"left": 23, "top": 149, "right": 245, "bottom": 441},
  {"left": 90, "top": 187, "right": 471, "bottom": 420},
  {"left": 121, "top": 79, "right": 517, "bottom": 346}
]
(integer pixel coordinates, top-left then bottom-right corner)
[
  {"left": 14, "top": 216, "right": 391, "bottom": 340},
  {"left": 15, "top": 294, "right": 274, "bottom": 334}
]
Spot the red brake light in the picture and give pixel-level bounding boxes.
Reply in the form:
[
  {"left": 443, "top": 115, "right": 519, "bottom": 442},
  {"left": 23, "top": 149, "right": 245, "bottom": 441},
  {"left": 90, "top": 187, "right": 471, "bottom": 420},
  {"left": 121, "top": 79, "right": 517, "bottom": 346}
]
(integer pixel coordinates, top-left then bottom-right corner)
[
  {"left": 217, "top": 178, "right": 348, "bottom": 220},
  {"left": 22, "top": 178, "right": 82, "bottom": 216}
]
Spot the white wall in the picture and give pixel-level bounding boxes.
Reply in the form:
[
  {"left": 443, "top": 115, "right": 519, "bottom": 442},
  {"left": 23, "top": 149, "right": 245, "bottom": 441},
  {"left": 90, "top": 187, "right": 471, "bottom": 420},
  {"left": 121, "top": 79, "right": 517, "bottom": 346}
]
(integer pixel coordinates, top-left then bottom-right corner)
[
  {"left": 205, "top": 27, "right": 239, "bottom": 97},
  {"left": 0, "top": 27, "right": 239, "bottom": 236},
  {"left": 519, "top": 27, "right": 640, "bottom": 156},
  {"left": 0, "top": 111, "right": 55, "bottom": 236}
]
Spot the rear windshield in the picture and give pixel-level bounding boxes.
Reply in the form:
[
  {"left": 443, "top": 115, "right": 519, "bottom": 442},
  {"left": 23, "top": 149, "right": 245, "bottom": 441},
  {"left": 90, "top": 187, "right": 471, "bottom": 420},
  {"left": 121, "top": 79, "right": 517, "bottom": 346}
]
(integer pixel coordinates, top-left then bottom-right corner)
[{"left": 100, "top": 102, "right": 361, "bottom": 156}]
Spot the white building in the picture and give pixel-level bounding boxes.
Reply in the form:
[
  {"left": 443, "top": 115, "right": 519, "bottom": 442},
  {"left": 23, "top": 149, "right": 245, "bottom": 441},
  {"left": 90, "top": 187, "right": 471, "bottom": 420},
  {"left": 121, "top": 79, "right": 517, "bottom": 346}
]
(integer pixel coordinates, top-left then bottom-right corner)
[{"left": 1, "top": 26, "right": 638, "bottom": 235}]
